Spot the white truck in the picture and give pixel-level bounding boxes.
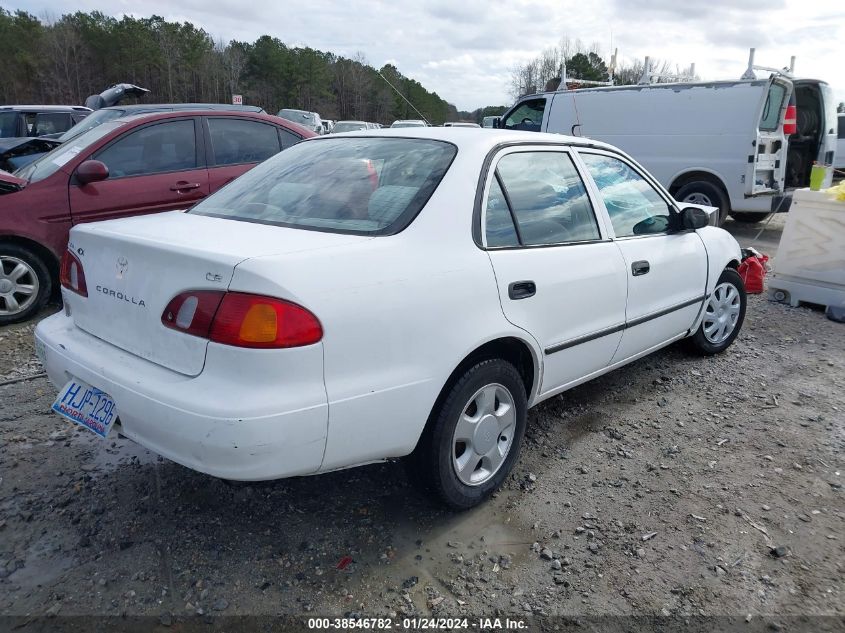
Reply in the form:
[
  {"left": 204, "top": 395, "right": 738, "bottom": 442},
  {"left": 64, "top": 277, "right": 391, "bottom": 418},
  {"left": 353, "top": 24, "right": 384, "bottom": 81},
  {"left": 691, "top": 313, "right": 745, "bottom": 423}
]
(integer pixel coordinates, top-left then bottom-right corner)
[{"left": 498, "top": 65, "right": 837, "bottom": 224}]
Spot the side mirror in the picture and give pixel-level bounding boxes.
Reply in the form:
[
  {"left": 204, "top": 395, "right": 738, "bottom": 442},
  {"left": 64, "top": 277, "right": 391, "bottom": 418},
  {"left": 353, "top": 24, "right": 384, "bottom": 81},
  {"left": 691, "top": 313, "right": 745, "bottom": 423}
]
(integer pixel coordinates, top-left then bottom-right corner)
[
  {"left": 76, "top": 160, "right": 109, "bottom": 185},
  {"left": 679, "top": 206, "right": 710, "bottom": 230}
]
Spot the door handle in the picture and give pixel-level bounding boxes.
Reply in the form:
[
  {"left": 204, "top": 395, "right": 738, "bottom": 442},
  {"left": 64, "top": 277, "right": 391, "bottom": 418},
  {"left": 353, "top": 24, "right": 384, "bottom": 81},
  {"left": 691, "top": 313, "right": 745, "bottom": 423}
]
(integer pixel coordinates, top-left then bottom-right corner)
[
  {"left": 508, "top": 280, "right": 536, "bottom": 300},
  {"left": 631, "top": 260, "right": 650, "bottom": 276},
  {"left": 170, "top": 182, "right": 201, "bottom": 191}
]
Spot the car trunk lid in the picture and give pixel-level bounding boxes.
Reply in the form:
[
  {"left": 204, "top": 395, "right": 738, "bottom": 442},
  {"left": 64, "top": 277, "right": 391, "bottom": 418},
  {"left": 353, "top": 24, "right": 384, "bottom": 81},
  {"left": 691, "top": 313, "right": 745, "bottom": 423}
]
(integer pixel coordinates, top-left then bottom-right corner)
[{"left": 66, "top": 211, "right": 369, "bottom": 376}]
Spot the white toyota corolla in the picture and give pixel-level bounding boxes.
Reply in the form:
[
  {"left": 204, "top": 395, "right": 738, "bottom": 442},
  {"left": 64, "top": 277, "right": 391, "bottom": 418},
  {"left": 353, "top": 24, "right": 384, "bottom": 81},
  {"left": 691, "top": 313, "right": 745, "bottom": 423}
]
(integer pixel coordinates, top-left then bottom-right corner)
[{"left": 35, "top": 129, "right": 746, "bottom": 508}]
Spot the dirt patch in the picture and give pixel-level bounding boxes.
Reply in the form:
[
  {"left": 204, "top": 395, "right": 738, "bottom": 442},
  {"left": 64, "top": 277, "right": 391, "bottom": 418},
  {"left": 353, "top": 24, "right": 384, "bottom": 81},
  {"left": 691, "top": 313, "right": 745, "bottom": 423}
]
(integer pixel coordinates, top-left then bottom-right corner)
[{"left": 0, "top": 235, "right": 842, "bottom": 625}]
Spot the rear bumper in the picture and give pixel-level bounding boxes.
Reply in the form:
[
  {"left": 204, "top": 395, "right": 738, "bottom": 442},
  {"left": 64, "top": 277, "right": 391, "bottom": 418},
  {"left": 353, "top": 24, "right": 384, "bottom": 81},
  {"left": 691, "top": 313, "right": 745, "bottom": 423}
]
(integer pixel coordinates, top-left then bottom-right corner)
[{"left": 34, "top": 312, "right": 328, "bottom": 480}]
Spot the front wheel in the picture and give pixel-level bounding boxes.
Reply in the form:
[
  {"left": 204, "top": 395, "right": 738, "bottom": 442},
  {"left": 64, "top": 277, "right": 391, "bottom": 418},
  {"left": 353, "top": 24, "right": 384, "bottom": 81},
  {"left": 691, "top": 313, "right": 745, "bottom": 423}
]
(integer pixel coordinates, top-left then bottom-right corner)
[
  {"left": 687, "top": 268, "right": 746, "bottom": 355},
  {"left": 408, "top": 359, "right": 528, "bottom": 509}
]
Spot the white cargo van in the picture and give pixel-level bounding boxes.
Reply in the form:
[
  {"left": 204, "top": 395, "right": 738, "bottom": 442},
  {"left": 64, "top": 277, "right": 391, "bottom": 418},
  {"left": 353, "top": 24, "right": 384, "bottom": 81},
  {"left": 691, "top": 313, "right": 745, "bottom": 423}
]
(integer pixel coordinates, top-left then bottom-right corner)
[{"left": 499, "top": 76, "right": 837, "bottom": 224}]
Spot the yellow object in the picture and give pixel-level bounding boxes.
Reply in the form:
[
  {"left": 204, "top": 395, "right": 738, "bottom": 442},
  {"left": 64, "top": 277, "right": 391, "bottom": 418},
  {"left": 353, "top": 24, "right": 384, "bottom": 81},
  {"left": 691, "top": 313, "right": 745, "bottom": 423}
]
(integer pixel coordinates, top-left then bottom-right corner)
[
  {"left": 822, "top": 181, "right": 845, "bottom": 202},
  {"left": 809, "top": 163, "right": 828, "bottom": 191}
]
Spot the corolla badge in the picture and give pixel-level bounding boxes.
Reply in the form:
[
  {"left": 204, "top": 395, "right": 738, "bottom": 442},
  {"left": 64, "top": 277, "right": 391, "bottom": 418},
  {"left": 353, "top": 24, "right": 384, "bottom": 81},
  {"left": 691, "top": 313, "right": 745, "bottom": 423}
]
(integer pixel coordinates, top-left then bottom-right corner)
[{"left": 116, "top": 256, "right": 129, "bottom": 279}]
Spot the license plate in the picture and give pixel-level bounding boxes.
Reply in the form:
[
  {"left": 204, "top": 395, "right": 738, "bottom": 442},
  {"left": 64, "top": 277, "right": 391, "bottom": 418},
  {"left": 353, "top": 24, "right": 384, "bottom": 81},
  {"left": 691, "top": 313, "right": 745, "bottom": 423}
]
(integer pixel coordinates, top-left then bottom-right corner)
[{"left": 51, "top": 378, "right": 117, "bottom": 438}]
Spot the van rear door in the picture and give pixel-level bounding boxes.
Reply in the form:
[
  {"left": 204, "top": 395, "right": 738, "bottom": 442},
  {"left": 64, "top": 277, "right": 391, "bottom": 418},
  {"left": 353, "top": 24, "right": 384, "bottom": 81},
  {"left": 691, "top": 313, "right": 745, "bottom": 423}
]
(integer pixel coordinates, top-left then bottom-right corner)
[
  {"left": 746, "top": 77, "right": 791, "bottom": 196},
  {"left": 817, "top": 82, "right": 838, "bottom": 187}
]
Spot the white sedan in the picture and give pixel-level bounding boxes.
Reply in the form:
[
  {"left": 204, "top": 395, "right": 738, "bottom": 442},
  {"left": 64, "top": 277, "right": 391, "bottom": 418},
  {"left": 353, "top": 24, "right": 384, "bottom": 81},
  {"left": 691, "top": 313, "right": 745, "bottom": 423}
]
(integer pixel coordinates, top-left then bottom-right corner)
[{"left": 35, "top": 129, "right": 746, "bottom": 509}]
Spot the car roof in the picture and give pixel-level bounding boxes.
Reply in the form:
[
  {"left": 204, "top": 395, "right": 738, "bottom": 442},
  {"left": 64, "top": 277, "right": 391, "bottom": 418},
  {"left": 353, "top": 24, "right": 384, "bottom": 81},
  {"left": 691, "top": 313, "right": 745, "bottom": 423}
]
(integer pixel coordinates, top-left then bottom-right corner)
[
  {"left": 324, "top": 127, "right": 617, "bottom": 152},
  {"left": 335, "top": 120, "right": 367, "bottom": 124},
  {"left": 101, "top": 103, "right": 265, "bottom": 113},
  {"left": 117, "top": 110, "right": 292, "bottom": 125},
  {"left": 0, "top": 105, "right": 92, "bottom": 112}
]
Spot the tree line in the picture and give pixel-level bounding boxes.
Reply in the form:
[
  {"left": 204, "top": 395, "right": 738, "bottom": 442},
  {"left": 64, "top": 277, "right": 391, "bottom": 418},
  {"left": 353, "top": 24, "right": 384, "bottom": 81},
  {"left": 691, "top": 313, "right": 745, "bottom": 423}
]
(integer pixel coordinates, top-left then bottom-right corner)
[{"left": 0, "top": 7, "right": 489, "bottom": 125}]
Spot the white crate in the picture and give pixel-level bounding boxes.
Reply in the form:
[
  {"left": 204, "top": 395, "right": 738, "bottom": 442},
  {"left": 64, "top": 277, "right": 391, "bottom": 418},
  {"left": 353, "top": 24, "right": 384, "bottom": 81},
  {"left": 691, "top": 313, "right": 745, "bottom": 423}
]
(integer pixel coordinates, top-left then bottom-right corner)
[{"left": 768, "top": 188, "right": 845, "bottom": 312}]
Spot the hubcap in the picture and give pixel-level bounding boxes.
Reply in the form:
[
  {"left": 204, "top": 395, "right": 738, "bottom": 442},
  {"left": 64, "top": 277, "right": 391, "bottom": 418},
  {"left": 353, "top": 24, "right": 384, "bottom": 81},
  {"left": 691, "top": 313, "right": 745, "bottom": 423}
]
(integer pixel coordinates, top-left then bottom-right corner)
[
  {"left": 702, "top": 282, "right": 741, "bottom": 344},
  {"left": 0, "top": 256, "right": 39, "bottom": 317},
  {"left": 452, "top": 383, "right": 516, "bottom": 486},
  {"left": 683, "top": 192, "right": 713, "bottom": 206}
]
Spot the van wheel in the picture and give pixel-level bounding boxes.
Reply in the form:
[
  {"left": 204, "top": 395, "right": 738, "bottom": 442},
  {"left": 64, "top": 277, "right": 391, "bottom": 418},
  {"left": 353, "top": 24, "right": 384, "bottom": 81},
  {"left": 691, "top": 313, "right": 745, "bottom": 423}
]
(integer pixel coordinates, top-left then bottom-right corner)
[
  {"left": 408, "top": 359, "right": 527, "bottom": 510},
  {"left": 676, "top": 181, "right": 729, "bottom": 226},
  {"left": 0, "top": 245, "right": 52, "bottom": 326},
  {"left": 730, "top": 212, "right": 771, "bottom": 224},
  {"left": 687, "top": 269, "right": 746, "bottom": 355}
]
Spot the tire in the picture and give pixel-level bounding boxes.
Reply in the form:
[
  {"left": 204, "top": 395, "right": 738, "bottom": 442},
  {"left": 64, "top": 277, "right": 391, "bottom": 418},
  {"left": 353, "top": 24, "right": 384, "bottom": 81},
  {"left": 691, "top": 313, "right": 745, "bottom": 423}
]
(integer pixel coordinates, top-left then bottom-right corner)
[
  {"left": 675, "top": 180, "right": 729, "bottom": 226},
  {"left": 407, "top": 359, "right": 528, "bottom": 510},
  {"left": 687, "top": 268, "right": 746, "bottom": 355},
  {"left": 730, "top": 212, "right": 771, "bottom": 224},
  {"left": 0, "top": 244, "right": 52, "bottom": 326}
]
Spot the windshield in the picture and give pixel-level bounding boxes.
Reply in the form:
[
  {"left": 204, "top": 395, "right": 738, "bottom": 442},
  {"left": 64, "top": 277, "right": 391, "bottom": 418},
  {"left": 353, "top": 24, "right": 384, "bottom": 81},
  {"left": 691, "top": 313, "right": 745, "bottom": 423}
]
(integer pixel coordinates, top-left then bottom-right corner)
[
  {"left": 190, "top": 137, "right": 456, "bottom": 235},
  {"left": 503, "top": 98, "right": 545, "bottom": 132},
  {"left": 15, "top": 121, "right": 123, "bottom": 183},
  {"left": 57, "top": 108, "right": 125, "bottom": 142},
  {"left": 278, "top": 109, "right": 316, "bottom": 126}
]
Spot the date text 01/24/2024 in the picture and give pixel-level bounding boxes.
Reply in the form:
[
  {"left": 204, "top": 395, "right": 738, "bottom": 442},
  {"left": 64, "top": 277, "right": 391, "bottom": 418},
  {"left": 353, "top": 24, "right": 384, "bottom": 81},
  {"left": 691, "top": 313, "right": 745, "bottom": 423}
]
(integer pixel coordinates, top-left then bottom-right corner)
[{"left": 306, "top": 618, "right": 528, "bottom": 630}]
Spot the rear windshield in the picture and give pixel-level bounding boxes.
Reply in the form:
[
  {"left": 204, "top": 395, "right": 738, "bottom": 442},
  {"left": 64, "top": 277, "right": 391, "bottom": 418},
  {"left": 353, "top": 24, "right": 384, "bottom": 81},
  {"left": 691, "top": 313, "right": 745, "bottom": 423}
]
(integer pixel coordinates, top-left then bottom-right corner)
[
  {"left": 279, "top": 109, "right": 316, "bottom": 125},
  {"left": 189, "top": 137, "right": 457, "bottom": 235}
]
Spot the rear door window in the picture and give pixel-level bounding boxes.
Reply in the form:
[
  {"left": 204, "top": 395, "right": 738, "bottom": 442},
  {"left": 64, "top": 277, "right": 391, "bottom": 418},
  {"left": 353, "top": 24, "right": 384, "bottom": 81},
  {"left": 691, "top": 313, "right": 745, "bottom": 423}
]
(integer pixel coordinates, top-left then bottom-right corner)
[
  {"left": 759, "top": 82, "right": 787, "bottom": 131},
  {"left": 488, "top": 151, "right": 601, "bottom": 246},
  {"left": 207, "top": 118, "right": 281, "bottom": 166},
  {"left": 502, "top": 98, "right": 546, "bottom": 132},
  {"left": 95, "top": 120, "right": 198, "bottom": 178},
  {"left": 484, "top": 177, "right": 519, "bottom": 247}
]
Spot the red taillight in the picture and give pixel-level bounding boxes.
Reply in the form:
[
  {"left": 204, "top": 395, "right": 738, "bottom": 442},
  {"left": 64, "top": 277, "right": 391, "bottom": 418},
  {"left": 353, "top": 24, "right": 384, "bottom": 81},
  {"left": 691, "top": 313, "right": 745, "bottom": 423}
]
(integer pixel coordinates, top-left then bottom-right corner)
[
  {"left": 783, "top": 104, "right": 797, "bottom": 135},
  {"left": 161, "top": 291, "right": 322, "bottom": 349},
  {"left": 59, "top": 250, "right": 88, "bottom": 297},
  {"left": 161, "top": 290, "right": 225, "bottom": 338}
]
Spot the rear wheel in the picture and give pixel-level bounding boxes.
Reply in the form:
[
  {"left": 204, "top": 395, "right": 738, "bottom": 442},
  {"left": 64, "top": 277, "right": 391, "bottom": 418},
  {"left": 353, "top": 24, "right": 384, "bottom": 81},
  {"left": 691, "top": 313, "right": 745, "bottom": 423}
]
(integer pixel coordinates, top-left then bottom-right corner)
[
  {"left": 408, "top": 359, "right": 527, "bottom": 509},
  {"left": 0, "top": 244, "right": 52, "bottom": 325},
  {"left": 676, "top": 180, "right": 729, "bottom": 226},
  {"left": 729, "top": 212, "right": 771, "bottom": 224},
  {"left": 687, "top": 268, "right": 746, "bottom": 355}
]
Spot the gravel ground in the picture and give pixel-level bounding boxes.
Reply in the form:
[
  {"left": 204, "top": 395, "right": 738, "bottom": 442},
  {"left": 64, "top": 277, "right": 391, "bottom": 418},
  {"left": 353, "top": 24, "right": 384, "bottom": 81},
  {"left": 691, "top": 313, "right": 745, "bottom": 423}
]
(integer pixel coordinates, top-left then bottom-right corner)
[{"left": 0, "top": 217, "right": 842, "bottom": 630}]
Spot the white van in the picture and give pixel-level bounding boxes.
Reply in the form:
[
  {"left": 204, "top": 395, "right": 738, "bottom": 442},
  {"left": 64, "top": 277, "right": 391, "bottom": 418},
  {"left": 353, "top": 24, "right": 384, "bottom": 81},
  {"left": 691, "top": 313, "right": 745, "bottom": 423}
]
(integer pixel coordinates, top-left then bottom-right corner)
[{"left": 499, "top": 76, "right": 838, "bottom": 224}]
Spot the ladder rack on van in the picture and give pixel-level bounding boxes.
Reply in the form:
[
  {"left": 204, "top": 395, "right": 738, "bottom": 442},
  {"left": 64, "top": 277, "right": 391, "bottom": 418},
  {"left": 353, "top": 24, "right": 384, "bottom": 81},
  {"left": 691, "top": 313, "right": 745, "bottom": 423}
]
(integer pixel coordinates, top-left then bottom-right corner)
[
  {"left": 554, "top": 48, "right": 796, "bottom": 91},
  {"left": 740, "top": 48, "right": 795, "bottom": 81}
]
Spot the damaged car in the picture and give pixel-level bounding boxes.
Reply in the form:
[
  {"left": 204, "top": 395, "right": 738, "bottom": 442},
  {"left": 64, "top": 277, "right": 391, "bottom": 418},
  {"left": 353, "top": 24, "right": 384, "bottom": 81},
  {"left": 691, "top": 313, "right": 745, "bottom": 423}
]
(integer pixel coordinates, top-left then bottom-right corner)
[{"left": 0, "top": 109, "right": 314, "bottom": 324}]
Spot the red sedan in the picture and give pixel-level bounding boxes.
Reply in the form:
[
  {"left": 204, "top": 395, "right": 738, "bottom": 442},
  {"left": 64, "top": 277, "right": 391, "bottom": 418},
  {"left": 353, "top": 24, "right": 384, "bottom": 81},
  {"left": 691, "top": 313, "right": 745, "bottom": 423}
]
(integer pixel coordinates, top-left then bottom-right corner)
[{"left": 0, "top": 110, "right": 314, "bottom": 324}]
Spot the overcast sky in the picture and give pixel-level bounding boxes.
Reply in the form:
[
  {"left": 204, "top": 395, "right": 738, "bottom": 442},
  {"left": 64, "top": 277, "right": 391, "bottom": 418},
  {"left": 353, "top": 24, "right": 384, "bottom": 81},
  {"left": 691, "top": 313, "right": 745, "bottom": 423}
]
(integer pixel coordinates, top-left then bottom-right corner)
[{"left": 8, "top": 0, "right": 845, "bottom": 111}]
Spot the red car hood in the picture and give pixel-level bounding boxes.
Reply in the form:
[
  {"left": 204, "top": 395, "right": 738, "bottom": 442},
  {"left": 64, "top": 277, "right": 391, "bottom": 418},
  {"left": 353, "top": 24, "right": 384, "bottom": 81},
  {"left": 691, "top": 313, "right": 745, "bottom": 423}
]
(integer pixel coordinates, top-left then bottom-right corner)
[{"left": 0, "top": 168, "right": 26, "bottom": 192}]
